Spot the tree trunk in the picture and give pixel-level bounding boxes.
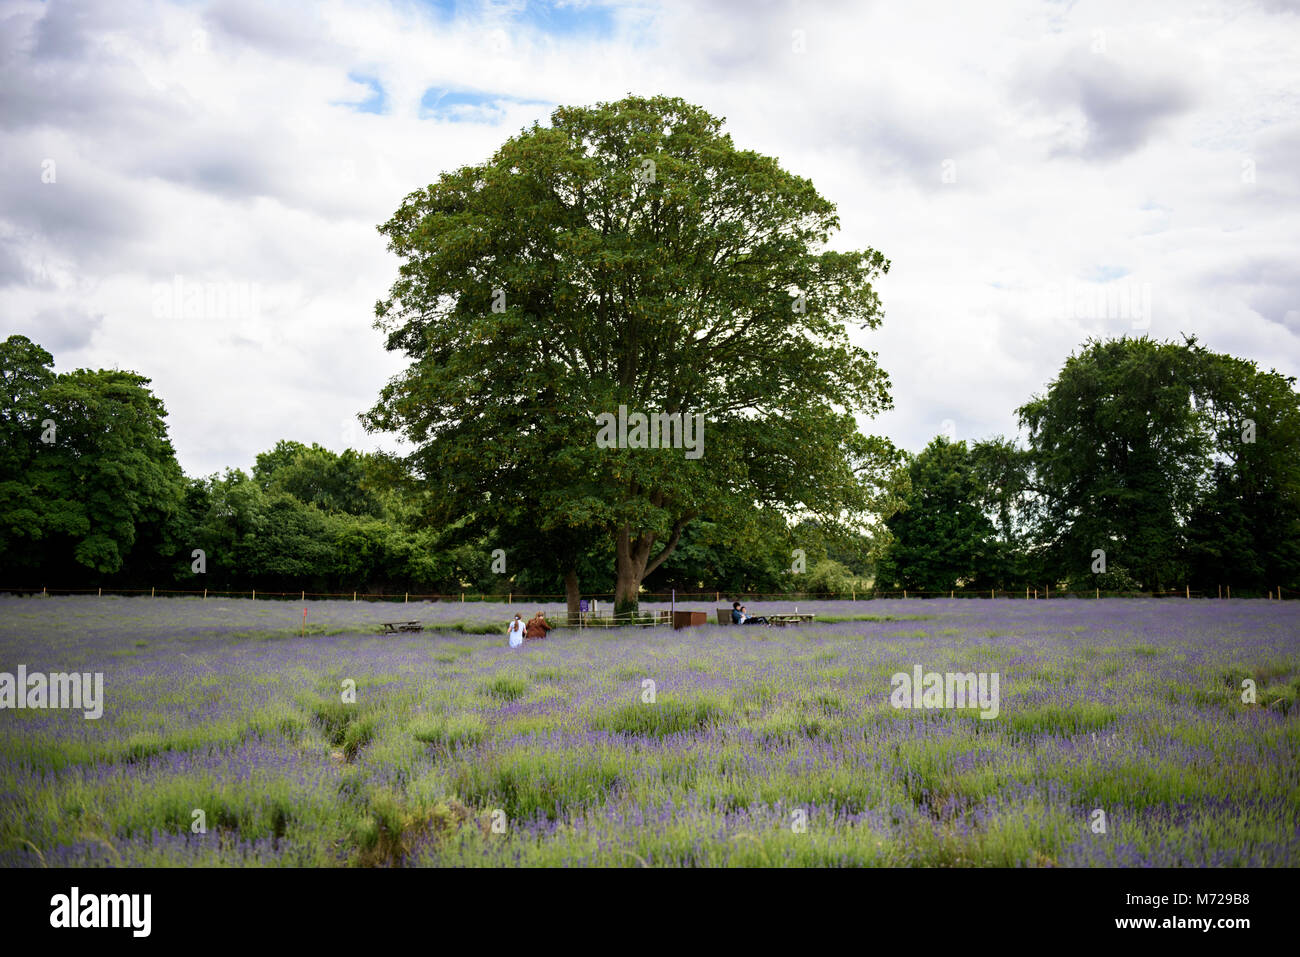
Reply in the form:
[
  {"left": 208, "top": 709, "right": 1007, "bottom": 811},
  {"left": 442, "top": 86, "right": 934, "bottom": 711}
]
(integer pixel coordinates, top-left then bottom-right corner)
[
  {"left": 613, "top": 519, "right": 691, "bottom": 616},
  {"left": 564, "top": 567, "right": 581, "bottom": 626},
  {"left": 614, "top": 526, "right": 644, "bottom": 615}
]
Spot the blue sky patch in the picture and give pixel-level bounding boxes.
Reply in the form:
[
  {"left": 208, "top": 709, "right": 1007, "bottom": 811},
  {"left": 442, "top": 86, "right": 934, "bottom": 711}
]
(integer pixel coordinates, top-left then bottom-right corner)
[
  {"left": 420, "top": 87, "right": 551, "bottom": 121},
  {"left": 416, "top": 0, "right": 617, "bottom": 38},
  {"left": 520, "top": 1, "right": 616, "bottom": 38},
  {"left": 341, "top": 72, "right": 386, "bottom": 114},
  {"left": 1084, "top": 265, "right": 1131, "bottom": 282}
]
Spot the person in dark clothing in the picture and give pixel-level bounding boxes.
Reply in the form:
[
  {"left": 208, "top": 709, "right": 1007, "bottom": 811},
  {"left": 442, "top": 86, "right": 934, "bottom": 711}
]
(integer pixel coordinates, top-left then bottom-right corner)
[{"left": 733, "top": 602, "right": 768, "bottom": 625}]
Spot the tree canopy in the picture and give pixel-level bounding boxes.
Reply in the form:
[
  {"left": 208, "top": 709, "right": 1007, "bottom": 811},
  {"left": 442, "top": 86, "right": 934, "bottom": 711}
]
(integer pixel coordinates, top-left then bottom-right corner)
[
  {"left": 1017, "top": 336, "right": 1299, "bottom": 592},
  {"left": 875, "top": 437, "right": 997, "bottom": 591},
  {"left": 365, "top": 94, "right": 894, "bottom": 613},
  {"left": 0, "top": 334, "right": 184, "bottom": 580}
]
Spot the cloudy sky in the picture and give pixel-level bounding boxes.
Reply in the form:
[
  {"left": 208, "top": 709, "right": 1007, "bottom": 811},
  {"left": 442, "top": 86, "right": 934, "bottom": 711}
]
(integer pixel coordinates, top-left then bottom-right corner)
[{"left": 3, "top": 0, "right": 1298, "bottom": 476}]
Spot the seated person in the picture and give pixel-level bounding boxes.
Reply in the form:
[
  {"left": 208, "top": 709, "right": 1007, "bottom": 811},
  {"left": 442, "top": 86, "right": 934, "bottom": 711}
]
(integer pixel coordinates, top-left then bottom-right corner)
[
  {"left": 524, "top": 611, "right": 551, "bottom": 640},
  {"left": 731, "top": 601, "right": 744, "bottom": 624},
  {"left": 738, "top": 604, "right": 768, "bottom": 626}
]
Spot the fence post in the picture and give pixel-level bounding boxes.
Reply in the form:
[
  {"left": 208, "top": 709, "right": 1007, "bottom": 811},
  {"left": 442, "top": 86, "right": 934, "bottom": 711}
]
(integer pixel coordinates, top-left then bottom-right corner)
[
  {"left": 991, "top": 589, "right": 994, "bottom": 600},
  {"left": 405, "top": 592, "right": 408, "bottom": 603},
  {"left": 461, "top": 592, "right": 464, "bottom": 603},
  {"left": 1186, "top": 585, "right": 1190, "bottom": 599},
  {"left": 1096, "top": 588, "right": 1099, "bottom": 599},
  {"left": 301, "top": 590, "right": 305, "bottom": 601},
  {"left": 252, "top": 589, "right": 256, "bottom": 601},
  {"left": 1218, "top": 585, "right": 1222, "bottom": 599},
  {"left": 98, "top": 587, "right": 102, "bottom": 597},
  {"left": 151, "top": 586, "right": 155, "bottom": 598},
  {"left": 1227, "top": 585, "right": 1231, "bottom": 599},
  {"left": 353, "top": 591, "right": 356, "bottom": 602},
  {"left": 203, "top": 588, "right": 207, "bottom": 599},
  {"left": 508, "top": 592, "right": 512, "bottom": 604},
  {"left": 903, "top": 589, "right": 907, "bottom": 599}
]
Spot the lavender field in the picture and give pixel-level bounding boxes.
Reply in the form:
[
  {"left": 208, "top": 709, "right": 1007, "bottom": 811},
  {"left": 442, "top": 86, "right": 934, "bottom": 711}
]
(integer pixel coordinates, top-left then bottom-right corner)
[{"left": 1, "top": 595, "right": 1297, "bottom": 867}]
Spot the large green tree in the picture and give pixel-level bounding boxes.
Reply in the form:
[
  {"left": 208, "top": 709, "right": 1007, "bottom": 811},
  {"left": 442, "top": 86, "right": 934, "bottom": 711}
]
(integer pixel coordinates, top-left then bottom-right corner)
[
  {"left": 1182, "top": 341, "right": 1300, "bottom": 591},
  {"left": 365, "top": 95, "right": 893, "bottom": 615},
  {"left": 0, "top": 335, "right": 185, "bottom": 581},
  {"left": 875, "top": 437, "right": 996, "bottom": 591},
  {"left": 1019, "top": 337, "right": 1209, "bottom": 591}
]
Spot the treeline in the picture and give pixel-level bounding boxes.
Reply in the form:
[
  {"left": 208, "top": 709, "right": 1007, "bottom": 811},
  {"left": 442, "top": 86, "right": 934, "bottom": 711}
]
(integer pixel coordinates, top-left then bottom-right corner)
[
  {"left": 0, "top": 335, "right": 866, "bottom": 594},
  {"left": 2, "top": 333, "right": 1297, "bottom": 595},
  {"left": 875, "top": 336, "right": 1300, "bottom": 593}
]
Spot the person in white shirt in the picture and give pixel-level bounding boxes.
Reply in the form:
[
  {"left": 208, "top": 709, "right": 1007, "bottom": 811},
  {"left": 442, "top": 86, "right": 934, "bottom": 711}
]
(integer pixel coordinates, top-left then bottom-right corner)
[{"left": 507, "top": 613, "right": 526, "bottom": 648}]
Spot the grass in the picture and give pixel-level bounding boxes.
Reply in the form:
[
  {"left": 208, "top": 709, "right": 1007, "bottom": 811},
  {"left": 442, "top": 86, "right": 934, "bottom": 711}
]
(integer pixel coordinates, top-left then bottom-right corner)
[
  {"left": 1001, "top": 703, "right": 1121, "bottom": 737},
  {"left": 591, "top": 696, "right": 725, "bottom": 738},
  {"left": 478, "top": 675, "right": 529, "bottom": 701},
  {"left": 411, "top": 714, "right": 487, "bottom": 749}
]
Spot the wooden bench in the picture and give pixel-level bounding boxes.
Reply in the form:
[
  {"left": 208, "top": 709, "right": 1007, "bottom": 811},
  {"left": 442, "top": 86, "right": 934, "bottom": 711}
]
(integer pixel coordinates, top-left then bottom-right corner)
[{"left": 379, "top": 620, "right": 423, "bottom": 634}]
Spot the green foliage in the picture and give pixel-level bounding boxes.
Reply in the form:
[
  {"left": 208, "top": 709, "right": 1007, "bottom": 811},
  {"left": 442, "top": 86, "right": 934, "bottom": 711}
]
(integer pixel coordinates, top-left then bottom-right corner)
[
  {"left": 0, "top": 335, "right": 185, "bottom": 581},
  {"left": 253, "top": 440, "right": 390, "bottom": 518},
  {"left": 1001, "top": 703, "right": 1121, "bottom": 738},
  {"left": 591, "top": 696, "right": 725, "bottom": 737},
  {"left": 1181, "top": 342, "right": 1300, "bottom": 591},
  {"left": 1021, "top": 336, "right": 1300, "bottom": 591},
  {"left": 805, "top": 558, "right": 854, "bottom": 593},
  {"left": 479, "top": 675, "right": 529, "bottom": 701},
  {"left": 442, "top": 620, "right": 505, "bottom": 635},
  {"left": 876, "top": 437, "right": 997, "bottom": 590},
  {"left": 365, "top": 94, "right": 894, "bottom": 611},
  {"left": 411, "top": 714, "right": 487, "bottom": 748},
  {"left": 1069, "top": 564, "right": 1142, "bottom": 593}
]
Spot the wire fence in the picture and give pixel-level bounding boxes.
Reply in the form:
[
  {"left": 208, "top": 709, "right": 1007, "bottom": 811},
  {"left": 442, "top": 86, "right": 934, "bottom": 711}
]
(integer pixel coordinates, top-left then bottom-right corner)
[
  {"left": 574, "top": 610, "right": 673, "bottom": 628},
  {"left": 0, "top": 584, "right": 1291, "bottom": 601}
]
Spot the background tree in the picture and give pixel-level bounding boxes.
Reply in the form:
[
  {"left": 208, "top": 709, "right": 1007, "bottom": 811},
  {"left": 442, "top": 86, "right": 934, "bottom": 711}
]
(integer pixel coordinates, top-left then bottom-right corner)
[
  {"left": 0, "top": 335, "right": 59, "bottom": 570},
  {"left": 1018, "top": 337, "right": 1208, "bottom": 591},
  {"left": 968, "top": 436, "right": 1036, "bottom": 587},
  {"left": 644, "top": 511, "right": 794, "bottom": 596},
  {"left": 875, "top": 437, "right": 996, "bottom": 591},
  {"left": 1182, "top": 341, "right": 1300, "bottom": 592},
  {"left": 364, "top": 95, "right": 893, "bottom": 615},
  {"left": 0, "top": 335, "right": 185, "bottom": 583},
  {"left": 253, "top": 441, "right": 390, "bottom": 518}
]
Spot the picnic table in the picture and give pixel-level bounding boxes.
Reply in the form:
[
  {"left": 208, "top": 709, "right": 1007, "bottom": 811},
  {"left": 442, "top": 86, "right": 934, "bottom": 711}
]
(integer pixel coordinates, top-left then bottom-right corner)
[
  {"left": 714, "top": 609, "right": 815, "bottom": 626},
  {"left": 764, "top": 614, "right": 815, "bottom": 627},
  {"left": 379, "top": 620, "right": 423, "bottom": 634}
]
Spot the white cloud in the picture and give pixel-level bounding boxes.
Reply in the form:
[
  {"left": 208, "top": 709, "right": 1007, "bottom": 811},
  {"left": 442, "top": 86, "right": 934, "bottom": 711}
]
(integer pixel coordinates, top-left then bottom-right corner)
[{"left": 1, "top": 0, "right": 1298, "bottom": 477}]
